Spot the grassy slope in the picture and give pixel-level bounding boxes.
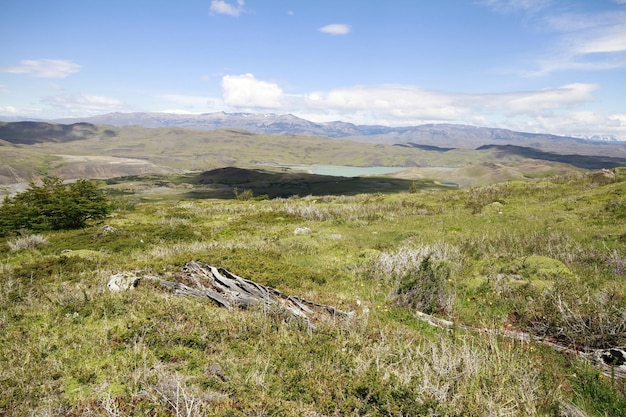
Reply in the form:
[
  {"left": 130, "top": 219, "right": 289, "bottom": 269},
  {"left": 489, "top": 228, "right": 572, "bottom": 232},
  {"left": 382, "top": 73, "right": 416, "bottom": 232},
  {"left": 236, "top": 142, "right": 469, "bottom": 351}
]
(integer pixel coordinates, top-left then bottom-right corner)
[{"left": 1, "top": 169, "right": 625, "bottom": 416}]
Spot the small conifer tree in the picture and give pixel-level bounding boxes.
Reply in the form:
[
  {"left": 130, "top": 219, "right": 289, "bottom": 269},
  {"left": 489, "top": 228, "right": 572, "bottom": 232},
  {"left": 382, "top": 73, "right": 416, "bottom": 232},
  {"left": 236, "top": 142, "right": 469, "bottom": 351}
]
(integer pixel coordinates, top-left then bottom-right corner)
[{"left": 0, "top": 177, "right": 109, "bottom": 235}]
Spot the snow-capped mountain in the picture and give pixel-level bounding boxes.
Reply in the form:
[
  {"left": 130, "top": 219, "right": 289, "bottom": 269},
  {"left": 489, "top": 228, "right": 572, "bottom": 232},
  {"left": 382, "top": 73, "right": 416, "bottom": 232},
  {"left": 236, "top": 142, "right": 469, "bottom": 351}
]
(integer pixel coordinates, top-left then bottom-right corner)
[{"left": 575, "top": 135, "right": 623, "bottom": 142}]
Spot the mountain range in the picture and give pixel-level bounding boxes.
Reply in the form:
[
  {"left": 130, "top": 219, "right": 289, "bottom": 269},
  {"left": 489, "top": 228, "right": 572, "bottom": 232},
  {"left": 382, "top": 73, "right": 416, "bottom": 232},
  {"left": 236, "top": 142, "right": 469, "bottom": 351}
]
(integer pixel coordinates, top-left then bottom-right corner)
[
  {"left": 48, "top": 112, "right": 622, "bottom": 149},
  {"left": 0, "top": 111, "right": 623, "bottom": 152}
]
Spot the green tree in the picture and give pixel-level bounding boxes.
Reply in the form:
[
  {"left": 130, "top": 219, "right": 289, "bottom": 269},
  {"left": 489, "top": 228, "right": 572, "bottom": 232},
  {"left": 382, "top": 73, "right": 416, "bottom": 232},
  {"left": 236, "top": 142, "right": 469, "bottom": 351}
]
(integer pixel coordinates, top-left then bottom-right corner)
[{"left": 0, "top": 177, "right": 109, "bottom": 235}]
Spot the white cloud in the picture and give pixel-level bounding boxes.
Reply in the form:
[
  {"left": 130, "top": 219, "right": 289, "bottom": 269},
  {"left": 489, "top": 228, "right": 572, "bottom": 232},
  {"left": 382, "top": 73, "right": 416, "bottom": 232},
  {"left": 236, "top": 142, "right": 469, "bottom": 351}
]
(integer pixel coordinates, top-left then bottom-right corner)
[
  {"left": 551, "top": 11, "right": 626, "bottom": 54},
  {"left": 1, "top": 59, "right": 80, "bottom": 78},
  {"left": 573, "top": 25, "right": 626, "bottom": 55},
  {"left": 210, "top": 0, "right": 245, "bottom": 17},
  {"left": 522, "top": 11, "right": 626, "bottom": 75},
  {"left": 480, "top": 83, "right": 598, "bottom": 116},
  {"left": 306, "top": 85, "right": 461, "bottom": 120},
  {"left": 221, "top": 74, "right": 284, "bottom": 108},
  {"left": 319, "top": 24, "right": 351, "bottom": 35},
  {"left": 513, "top": 111, "right": 626, "bottom": 138},
  {"left": 481, "top": 1, "right": 626, "bottom": 75},
  {"left": 304, "top": 83, "right": 596, "bottom": 123},
  {"left": 41, "top": 94, "right": 125, "bottom": 114}
]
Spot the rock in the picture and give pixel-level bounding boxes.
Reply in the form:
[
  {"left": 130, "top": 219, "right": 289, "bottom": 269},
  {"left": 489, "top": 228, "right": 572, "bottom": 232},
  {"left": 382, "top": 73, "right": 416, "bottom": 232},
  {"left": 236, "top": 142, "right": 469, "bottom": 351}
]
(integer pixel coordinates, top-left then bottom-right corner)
[
  {"left": 294, "top": 227, "right": 312, "bottom": 236},
  {"left": 107, "top": 272, "right": 140, "bottom": 292},
  {"left": 101, "top": 225, "right": 117, "bottom": 235}
]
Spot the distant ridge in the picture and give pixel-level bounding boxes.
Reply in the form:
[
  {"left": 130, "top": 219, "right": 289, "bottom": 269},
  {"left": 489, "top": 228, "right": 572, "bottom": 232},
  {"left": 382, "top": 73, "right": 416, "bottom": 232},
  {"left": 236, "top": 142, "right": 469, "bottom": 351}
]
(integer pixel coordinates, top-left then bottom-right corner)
[
  {"left": 0, "top": 121, "right": 104, "bottom": 144},
  {"left": 46, "top": 111, "right": 624, "bottom": 149},
  {"left": 476, "top": 144, "right": 626, "bottom": 170},
  {"left": 2, "top": 112, "right": 625, "bottom": 160}
]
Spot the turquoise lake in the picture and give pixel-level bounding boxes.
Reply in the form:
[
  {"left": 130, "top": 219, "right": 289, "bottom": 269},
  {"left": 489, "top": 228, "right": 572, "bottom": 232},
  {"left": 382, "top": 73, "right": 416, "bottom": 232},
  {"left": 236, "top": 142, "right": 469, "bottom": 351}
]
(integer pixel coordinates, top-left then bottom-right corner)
[
  {"left": 306, "top": 165, "right": 410, "bottom": 177},
  {"left": 287, "top": 165, "right": 456, "bottom": 177}
]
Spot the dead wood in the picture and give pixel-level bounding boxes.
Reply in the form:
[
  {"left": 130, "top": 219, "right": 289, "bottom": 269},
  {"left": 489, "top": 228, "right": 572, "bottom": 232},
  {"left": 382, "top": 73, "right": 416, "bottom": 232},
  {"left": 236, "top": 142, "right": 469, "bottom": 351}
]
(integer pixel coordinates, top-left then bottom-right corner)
[
  {"left": 146, "top": 261, "right": 353, "bottom": 330},
  {"left": 559, "top": 402, "right": 589, "bottom": 417},
  {"left": 414, "top": 311, "right": 626, "bottom": 380}
]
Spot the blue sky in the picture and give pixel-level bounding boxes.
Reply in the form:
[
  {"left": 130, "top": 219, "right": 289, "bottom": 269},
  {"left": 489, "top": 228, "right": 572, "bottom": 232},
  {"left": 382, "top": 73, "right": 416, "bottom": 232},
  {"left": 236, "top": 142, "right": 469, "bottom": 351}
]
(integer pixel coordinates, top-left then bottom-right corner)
[{"left": 1, "top": 0, "right": 625, "bottom": 138}]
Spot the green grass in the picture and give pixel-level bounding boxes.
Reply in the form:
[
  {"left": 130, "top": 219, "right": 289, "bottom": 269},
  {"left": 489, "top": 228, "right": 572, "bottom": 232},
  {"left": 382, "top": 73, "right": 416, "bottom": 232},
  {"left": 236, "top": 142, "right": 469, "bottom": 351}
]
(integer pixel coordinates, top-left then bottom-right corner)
[{"left": 1, "top": 169, "right": 625, "bottom": 416}]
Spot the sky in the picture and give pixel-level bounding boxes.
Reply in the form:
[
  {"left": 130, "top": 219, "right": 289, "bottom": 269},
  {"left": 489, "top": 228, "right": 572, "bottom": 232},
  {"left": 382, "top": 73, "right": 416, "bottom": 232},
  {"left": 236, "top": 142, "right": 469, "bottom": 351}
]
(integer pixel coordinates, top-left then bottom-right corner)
[{"left": 1, "top": 0, "right": 625, "bottom": 139}]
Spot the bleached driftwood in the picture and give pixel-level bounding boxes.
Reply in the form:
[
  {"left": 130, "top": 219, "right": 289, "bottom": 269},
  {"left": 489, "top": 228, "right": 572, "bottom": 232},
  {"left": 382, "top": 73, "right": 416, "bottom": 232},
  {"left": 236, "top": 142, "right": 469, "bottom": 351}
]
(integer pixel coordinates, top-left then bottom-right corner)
[
  {"left": 413, "top": 311, "right": 626, "bottom": 380},
  {"left": 146, "top": 261, "right": 353, "bottom": 330}
]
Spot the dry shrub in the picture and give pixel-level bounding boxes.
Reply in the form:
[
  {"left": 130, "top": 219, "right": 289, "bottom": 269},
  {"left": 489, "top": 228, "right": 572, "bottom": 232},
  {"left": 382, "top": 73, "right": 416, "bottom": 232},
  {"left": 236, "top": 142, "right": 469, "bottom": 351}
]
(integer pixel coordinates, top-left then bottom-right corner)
[
  {"left": 367, "top": 242, "right": 461, "bottom": 315},
  {"left": 353, "top": 331, "right": 552, "bottom": 416},
  {"left": 514, "top": 283, "right": 626, "bottom": 349},
  {"left": 7, "top": 234, "right": 48, "bottom": 251}
]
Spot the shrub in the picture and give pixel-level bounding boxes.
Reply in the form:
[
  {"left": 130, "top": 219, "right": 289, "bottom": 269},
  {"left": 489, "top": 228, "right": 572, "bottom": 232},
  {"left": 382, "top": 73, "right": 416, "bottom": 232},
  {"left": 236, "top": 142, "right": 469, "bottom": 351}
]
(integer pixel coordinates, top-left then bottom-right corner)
[
  {"left": 606, "top": 198, "right": 626, "bottom": 219},
  {"left": 395, "top": 255, "right": 455, "bottom": 314},
  {"left": 12, "top": 254, "right": 97, "bottom": 282},
  {"left": 508, "top": 280, "right": 626, "bottom": 348},
  {"left": 233, "top": 187, "right": 255, "bottom": 201},
  {"left": 7, "top": 234, "right": 48, "bottom": 251},
  {"left": 408, "top": 181, "right": 420, "bottom": 193},
  {"left": 0, "top": 177, "right": 109, "bottom": 235},
  {"left": 367, "top": 242, "right": 460, "bottom": 315}
]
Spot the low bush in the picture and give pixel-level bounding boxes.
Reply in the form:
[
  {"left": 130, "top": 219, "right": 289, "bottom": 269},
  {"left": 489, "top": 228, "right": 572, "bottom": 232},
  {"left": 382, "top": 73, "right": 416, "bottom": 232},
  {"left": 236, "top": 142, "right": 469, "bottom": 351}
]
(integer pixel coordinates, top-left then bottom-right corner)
[
  {"left": 395, "top": 255, "right": 455, "bottom": 314},
  {"left": 7, "top": 234, "right": 48, "bottom": 251},
  {"left": 366, "top": 242, "right": 460, "bottom": 315},
  {"left": 508, "top": 279, "right": 626, "bottom": 348},
  {"left": 11, "top": 254, "right": 98, "bottom": 283}
]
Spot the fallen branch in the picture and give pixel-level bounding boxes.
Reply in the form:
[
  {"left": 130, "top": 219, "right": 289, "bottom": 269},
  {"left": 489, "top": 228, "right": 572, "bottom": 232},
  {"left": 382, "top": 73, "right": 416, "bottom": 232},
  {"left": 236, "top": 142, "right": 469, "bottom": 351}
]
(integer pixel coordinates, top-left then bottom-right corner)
[
  {"left": 413, "top": 311, "right": 626, "bottom": 380},
  {"left": 144, "top": 261, "right": 354, "bottom": 330}
]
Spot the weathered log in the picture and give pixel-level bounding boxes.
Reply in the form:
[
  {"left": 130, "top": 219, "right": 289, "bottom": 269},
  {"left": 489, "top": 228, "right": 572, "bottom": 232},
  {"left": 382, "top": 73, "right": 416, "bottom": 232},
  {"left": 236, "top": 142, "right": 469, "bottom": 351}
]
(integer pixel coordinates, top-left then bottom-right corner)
[
  {"left": 146, "top": 261, "right": 353, "bottom": 330},
  {"left": 413, "top": 310, "right": 626, "bottom": 380},
  {"left": 559, "top": 402, "right": 589, "bottom": 417},
  {"left": 156, "top": 278, "right": 233, "bottom": 309}
]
